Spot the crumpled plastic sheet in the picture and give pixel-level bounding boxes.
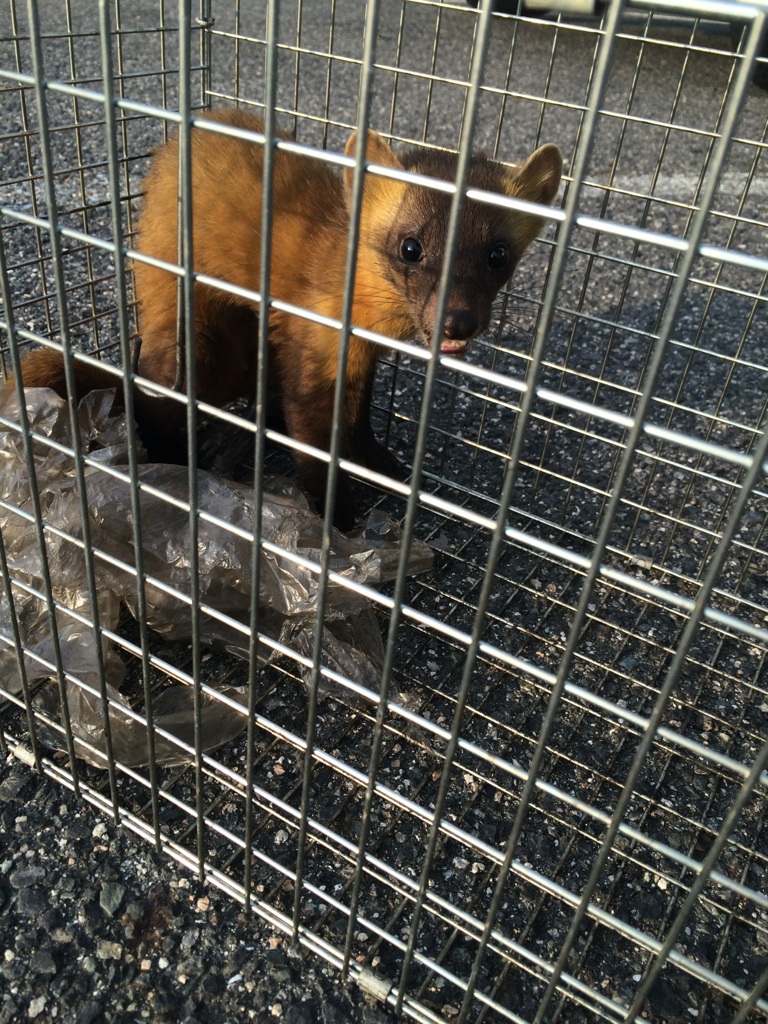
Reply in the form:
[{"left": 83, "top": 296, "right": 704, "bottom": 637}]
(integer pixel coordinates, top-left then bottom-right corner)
[{"left": 0, "top": 386, "right": 433, "bottom": 767}]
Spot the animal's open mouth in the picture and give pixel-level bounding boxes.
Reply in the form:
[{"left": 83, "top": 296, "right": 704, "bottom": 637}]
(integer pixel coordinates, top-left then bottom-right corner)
[
  {"left": 439, "top": 338, "right": 470, "bottom": 355},
  {"left": 418, "top": 330, "right": 472, "bottom": 355}
]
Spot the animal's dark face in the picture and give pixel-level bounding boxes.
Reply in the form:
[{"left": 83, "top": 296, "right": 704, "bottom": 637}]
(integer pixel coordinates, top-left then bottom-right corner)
[
  {"left": 383, "top": 169, "right": 520, "bottom": 354},
  {"left": 376, "top": 147, "right": 562, "bottom": 354},
  {"left": 345, "top": 129, "right": 562, "bottom": 354}
]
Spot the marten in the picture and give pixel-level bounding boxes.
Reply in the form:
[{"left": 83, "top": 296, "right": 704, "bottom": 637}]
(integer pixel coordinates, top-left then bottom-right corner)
[{"left": 13, "top": 108, "right": 562, "bottom": 529}]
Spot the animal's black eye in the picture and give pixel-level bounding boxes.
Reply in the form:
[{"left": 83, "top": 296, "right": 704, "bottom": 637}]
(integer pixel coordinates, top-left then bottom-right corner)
[
  {"left": 400, "top": 237, "right": 423, "bottom": 264},
  {"left": 488, "top": 244, "right": 509, "bottom": 270}
]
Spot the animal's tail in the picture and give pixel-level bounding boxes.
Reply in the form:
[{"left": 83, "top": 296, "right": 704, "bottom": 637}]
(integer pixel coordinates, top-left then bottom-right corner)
[
  {"left": 9, "top": 348, "right": 124, "bottom": 401},
  {"left": 6, "top": 349, "right": 187, "bottom": 460}
]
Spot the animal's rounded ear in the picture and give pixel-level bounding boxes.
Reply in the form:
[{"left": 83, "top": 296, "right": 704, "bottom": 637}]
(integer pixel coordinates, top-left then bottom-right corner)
[
  {"left": 507, "top": 144, "right": 563, "bottom": 206},
  {"left": 344, "top": 129, "right": 404, "bottom": 202}
]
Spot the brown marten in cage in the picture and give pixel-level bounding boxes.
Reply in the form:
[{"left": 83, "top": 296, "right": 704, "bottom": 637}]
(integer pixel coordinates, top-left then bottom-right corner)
[{"left": 14, "top": 109, "right": 562, "bottom": 529}]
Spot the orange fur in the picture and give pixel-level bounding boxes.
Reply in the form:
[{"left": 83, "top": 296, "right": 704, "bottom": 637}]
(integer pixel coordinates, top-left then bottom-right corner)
[{"left": 12, "top": 108, "right": 562, "bottom": 528}]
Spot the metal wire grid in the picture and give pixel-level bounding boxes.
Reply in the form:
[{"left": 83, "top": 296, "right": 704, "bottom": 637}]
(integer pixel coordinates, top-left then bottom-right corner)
[{"left": 1, "top": 0, "right": 768, "bottom": 1021}]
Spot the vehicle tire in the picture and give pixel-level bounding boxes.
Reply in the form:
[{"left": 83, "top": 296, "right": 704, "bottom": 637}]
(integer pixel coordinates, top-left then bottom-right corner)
[{"left": 731, "top": 20, "right": 768, "bottom": 90}]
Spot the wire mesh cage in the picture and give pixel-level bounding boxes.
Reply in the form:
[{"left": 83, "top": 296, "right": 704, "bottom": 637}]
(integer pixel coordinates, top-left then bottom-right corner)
[{"left": 1, "top": 0, "right": 768, "bottom": 1021}]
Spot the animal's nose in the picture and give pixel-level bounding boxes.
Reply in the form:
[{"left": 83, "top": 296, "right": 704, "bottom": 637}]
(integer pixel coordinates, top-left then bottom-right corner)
[{"left": 442, "top": 311, "right": 478, "bottom": 341}]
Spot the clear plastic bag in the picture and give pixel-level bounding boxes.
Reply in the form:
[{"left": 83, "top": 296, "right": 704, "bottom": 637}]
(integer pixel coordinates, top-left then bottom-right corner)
[{"left": 0, "top": 386, "right": 432, "bottom": 766}]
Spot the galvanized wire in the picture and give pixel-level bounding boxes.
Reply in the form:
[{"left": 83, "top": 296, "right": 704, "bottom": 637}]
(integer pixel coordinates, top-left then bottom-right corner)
[{"left": 1, "top": 0, "right": 768, "bottom": 1021}]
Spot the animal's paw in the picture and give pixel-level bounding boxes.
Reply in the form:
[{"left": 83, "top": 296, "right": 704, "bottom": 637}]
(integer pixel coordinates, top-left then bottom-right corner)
[{"left": 357, "top": 436, "right": 406, "bottom": 481}]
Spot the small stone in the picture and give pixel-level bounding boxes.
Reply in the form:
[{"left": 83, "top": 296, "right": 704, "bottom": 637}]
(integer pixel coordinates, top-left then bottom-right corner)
[
  {"left": 99, "top": 882, "right": 125, "bottom": 917},
  {"left": 75, "top": 1001, "right": 101, "bottom": 1024},
  {"left": 286, "top": 1004, "right": 314, "bottom": 1024},
  {"left": 0, "top": 775, "right": 27, "bottom": 802},
  {"left": 27, "top": 996, "right": 45, "bottom": 1019},
  {"left": 0, "top": 1001, "right": 19, "bottom": 1024},
  {"left": 29, "top": 951, "right": 56, "bottom": 975},
  {"left": 321, "top": 1000, "right": 344, "bottom": 1024},
  {"left": 15, "top": 890, "right": 46, "bottom": 917},
  {"left": 40, "top": 909, "right": 61, "bottom": 932},
  {"left": 9, "top": 866, "right": 45, "bottom": 889},
  {"left": 95, "top": 941, "right": 123, "bottom": 960}
]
